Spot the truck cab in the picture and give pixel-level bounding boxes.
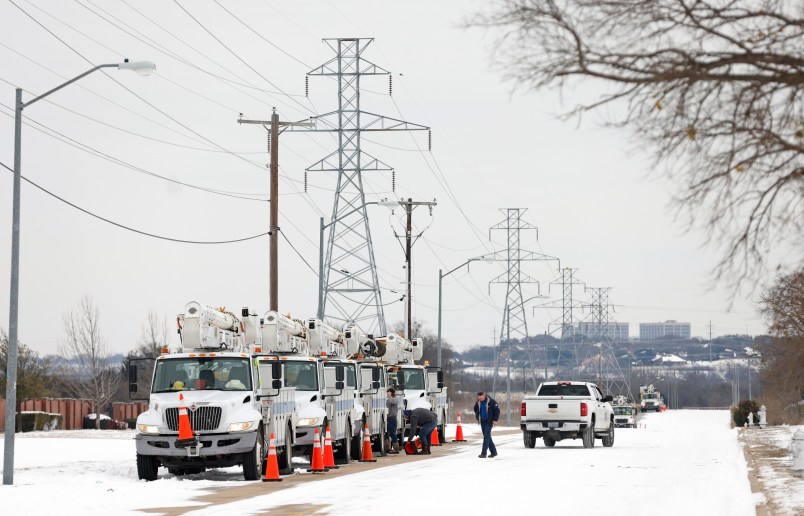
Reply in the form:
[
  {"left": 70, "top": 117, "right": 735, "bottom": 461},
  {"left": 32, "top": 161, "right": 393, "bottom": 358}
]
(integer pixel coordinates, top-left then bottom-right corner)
[{"left": 612, "top": 405, "right": 637, "bottom": 428}]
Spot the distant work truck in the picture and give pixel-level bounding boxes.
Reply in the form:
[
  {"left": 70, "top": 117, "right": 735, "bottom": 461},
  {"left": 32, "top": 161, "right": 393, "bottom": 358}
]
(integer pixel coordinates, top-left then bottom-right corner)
[{"left": 520, "top": 381, "right": 615, "bottom": 448}]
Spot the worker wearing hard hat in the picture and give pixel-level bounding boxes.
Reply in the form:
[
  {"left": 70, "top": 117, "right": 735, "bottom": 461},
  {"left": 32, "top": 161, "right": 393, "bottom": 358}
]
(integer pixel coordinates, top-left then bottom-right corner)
[{"left": 405, "top": 407, "right": 438, "bottom": 455}]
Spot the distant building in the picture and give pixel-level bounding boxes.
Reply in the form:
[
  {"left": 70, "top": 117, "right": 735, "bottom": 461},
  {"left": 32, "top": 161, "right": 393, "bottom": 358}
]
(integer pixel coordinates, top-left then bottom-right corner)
[
  {"left": 576, "top": 322, "right": 629, "bottom": 341},
  {"left": 639, "top": 320, "right": 691, "bottom": 340}
]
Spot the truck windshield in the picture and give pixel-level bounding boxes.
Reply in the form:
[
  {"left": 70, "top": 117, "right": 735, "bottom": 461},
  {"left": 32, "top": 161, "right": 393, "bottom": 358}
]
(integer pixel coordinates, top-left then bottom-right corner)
[
  {"left": 284, "top": 362, "right": 319, "bottom": 391},
  {"left": 400, "top": 369, "right": 424, "bottom": 390},
  {"left": 643, "top": 393, "right": 658, "bottom": 399},
  {"left": 613, "top": 407, "right": 634, "bottom": 415},
  {"left": 152, "top": 357, "right": 251, "bottom": 392},
  {"left": 537, "top": 384, "right": 591, "bottom": 396}
]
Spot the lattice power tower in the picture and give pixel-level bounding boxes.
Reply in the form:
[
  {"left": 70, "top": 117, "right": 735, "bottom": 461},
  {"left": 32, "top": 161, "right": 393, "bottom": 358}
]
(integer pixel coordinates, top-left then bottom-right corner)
[{"left": 289, "top": 38, "right": 428, "bottom": 334}]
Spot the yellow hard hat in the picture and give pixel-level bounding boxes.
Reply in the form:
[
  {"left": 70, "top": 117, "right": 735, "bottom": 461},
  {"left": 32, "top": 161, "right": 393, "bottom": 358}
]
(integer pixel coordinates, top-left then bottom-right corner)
[{"left": 172, "top": 381, "right": 185, "bottom": 390}]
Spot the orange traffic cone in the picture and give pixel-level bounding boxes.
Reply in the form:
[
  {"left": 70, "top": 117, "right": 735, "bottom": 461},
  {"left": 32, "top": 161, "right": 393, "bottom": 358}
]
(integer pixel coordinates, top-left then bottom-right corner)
[
  {"left": 431, "top": 426, "right": 441, "bottom": 446},
  {"left": 307, "top": 428, "right": 326, "bottom": 473},
  {"left": 323, "top": 426, "right": 338, "bottom": 470},
  {"left": 404, "top": 436, "right": 422, "bottom": 455},
  {"left": 262, "top": 433, "right": 282, "bottom": 482},
  {"left": 176, "top": 392, "right": 196, "bottom": 446},
  {"left": 359, "top": 424, "right": 377, "bottom": 462},
  {"left": 453, "top": 413, "right": 467, "bottom": 442}
]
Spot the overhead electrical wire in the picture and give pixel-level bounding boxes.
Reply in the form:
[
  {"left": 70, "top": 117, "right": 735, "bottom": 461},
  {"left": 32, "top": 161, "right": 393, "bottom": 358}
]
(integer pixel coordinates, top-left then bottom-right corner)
[{"left": 0, "top": 161, "right": 269, "bottom": 245}]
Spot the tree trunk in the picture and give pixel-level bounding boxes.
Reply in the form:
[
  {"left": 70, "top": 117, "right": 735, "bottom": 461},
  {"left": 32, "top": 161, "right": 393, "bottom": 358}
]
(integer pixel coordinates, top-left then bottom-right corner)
[{"left": 95, "top": 403, "right": 101, "bottom": 430}]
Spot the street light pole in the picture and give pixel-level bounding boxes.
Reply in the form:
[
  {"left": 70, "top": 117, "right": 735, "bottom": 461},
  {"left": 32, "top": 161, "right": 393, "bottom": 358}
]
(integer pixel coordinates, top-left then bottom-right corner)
[
  {"left": 3, "top": 60, "right": 155, "bottom": 486},
  {"left": 436, "top": 255, "right": 494, "bottom": 367}
]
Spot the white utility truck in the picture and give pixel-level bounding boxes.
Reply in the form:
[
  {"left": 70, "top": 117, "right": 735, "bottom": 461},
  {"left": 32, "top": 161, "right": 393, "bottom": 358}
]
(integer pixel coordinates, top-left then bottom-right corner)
[
  {"left": 131, "top": 302, "right": 298, "bottom": 481},
  {"left": 261, "top": 312, "right": 361, "bottom": 464},
  {"left": 377, "top": 333, "right": 449, "bottom": 442},
  {"left": 639, "top": 384, "right": 664, "bottom": 412},
  {"left": 520, "top": 381, "right": 615, "bottom": 449},
  {"left": 612, "top": 405, "right": 637, "bottom": 428}
]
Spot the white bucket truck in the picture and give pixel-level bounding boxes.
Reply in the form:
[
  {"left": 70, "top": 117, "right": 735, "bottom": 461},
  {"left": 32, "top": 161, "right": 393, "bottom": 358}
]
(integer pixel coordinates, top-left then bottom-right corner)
[{"left": 131, "top": 302, "right": 295, "bottom": 481}]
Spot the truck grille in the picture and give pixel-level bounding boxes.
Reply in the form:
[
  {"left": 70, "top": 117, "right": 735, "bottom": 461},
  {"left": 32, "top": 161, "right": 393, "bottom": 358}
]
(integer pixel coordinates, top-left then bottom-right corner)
[{"left": 165, "top": 406, "right": 222, "bottom": 431}]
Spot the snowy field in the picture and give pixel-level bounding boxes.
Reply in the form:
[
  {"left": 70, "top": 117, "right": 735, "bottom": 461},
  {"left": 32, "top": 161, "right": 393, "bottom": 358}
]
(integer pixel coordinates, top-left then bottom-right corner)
[
  {"left": 0, "top": 411, "right": 761, "bottom": 515},
  {"left": 741, "top": 423, "right": 804, "bottom": 514}
]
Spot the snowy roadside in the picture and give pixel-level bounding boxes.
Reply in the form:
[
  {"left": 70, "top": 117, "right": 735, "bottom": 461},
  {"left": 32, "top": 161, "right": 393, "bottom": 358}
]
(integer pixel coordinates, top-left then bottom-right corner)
[
  {"left": 0, "top": 423, "right": 481, "bottom": 515},
  {"left": 740, "top": 424, "right": 804, "bottom": 515}
]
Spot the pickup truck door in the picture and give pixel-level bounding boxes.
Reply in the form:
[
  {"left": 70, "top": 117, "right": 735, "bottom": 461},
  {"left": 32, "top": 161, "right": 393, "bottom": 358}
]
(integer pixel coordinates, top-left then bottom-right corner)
[{"left": 593, "top": 386, "right": 606, "bottom": 430}]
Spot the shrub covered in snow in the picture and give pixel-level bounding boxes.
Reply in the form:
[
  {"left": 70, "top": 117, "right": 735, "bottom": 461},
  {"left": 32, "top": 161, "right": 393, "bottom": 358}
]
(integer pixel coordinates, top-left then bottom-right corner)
[{"left": 732, "top": 399, "right": 760, "bottom": 427}]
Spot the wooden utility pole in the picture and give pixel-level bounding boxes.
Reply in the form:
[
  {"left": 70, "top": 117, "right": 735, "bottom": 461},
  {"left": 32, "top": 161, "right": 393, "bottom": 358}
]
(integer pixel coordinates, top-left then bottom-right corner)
[
  {"left": 238, "top": 109, "right": 312, "bottom": 311},
  {"left": 397, "top": 198, "right": 437, "bottom": 339}
]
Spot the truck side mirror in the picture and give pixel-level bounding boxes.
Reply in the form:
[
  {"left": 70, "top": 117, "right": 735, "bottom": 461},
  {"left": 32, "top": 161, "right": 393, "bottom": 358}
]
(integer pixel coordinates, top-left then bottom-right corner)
[
  {"left": 323, "top": 364, "right": 345, "bottom": 396},
  {"left": 129, "top": 384, "right": 138, "bottom": 393},
  {"left": 371, "top": 380, "right": 380, "bottom": 390},
  {"left": 437, "top": 370, "right": 444, "bottom": 389},
  {"left": 272, "top": 361, "right": 282, "bottom": 379},
  {"left": 372, "top": 367, "right": 381, "bottom": 381},
  {"left": 257, "top": 360, "right": 281, "bottom": 398},
  {"left": 127, "top": 358, "right": 154, "bottom": 401},
  {"left": 604, "top": 395, "right": 613, "bottom": 403},
  {"left": 335, "top": 365, "right": 345, "bottom": 382},
  {"left": 272, "top": 379, "right": 282, "bottom": 390},
  {"left": 129, "top": 365, "right": 138, "bottom": 384}
]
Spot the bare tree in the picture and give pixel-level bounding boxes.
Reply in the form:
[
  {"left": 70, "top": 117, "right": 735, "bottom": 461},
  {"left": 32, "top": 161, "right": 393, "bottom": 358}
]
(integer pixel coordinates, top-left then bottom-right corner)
[
  {"left": 59, "top": 296, "right": 119, "bottom": 429},
  {"left": 472, "top": 0, "right": 804, "bottom": 290},
  {"left": 758, "top": 269, "right": 803, "bottom": 423},
  {"left": 135, "top": 310, "right": 171, "bottom": 358}
]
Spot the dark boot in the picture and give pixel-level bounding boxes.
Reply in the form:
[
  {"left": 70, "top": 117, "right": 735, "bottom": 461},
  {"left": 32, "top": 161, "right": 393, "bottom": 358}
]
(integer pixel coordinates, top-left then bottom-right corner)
[
  {"left": 423, "top": 445, "right": 431, "bottom": 455},
  {"left": 389, "top": 442, "right": 400, "bottom": 454}
]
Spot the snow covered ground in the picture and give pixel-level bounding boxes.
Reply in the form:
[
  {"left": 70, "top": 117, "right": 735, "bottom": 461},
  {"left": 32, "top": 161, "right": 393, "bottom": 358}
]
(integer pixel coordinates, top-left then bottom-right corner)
[
  {"left": 741, "top": 424, "right": 804, "bottom": 515},
  {"left": 0, "top": 411, "right": 760, "bottom": 515}
]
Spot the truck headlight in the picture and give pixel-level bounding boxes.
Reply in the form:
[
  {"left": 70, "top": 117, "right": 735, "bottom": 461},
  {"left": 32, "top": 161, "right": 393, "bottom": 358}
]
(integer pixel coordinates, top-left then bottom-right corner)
[
  {"left": 297, "top": 417, "right": 320, "bottom": 427},
  {"left": 227, "top": 422, "right": 255, "bottom": 432},
  {"left": 138, "top": 424, "right": 159, "bottom": 434}
]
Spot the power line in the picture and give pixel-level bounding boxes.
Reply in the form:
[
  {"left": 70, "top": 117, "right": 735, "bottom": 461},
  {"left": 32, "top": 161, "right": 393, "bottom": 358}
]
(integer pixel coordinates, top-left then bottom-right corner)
[{"left": 0, "top": 161, "right": 269, "bottom": 245}]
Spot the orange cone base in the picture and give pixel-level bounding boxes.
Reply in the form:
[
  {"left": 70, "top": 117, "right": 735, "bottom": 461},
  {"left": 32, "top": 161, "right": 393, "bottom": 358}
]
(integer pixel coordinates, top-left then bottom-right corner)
[
  {"left": 306, "top": 468, "right": 327, "bottom": 473},
  {"left": 325, "top": 465, "right": 340, "bottom": 470},
  {"left": 262, "top": 477, "right": 282, "bottom": 482},
  {"left": 359, "top": 458, "right": 378, "bottom": 462},
  {"left": 452, "top": 439, "right": 467, "bottom": 442}
]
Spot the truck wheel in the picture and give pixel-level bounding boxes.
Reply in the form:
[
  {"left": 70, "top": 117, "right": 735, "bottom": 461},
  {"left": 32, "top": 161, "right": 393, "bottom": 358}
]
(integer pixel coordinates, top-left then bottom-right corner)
[
  {"left": 335, "top": 421, "right": 351, "bottom": 465},
  {"left": 242, "top": 427, "right": 264, "bottom": 481},
  {"left": 523, "top": 431, "right": 536, "bottom": 448},
  {"left": 582, "top": 423, "right": 595, "bottom": 448},
  {"left": 602, "top": 421, "right": 615, "bottom": 448},
  {"left": 543, "top": 436, "right": 556, "bottom": 447},
  {"left": 278, "top": 425, "right": 294, "bottom": 475},
  {"left": 137, "top": 453, "right": 159, "bottom": 481},
  {"left": 437, "top": 412, "right": 446, "bottom": 444},
  {"left": 350, "top": 419, "right": 365, "bottom": 460},
  {"left": 372, "top": 417, "right": 387, "bottom": 457}
]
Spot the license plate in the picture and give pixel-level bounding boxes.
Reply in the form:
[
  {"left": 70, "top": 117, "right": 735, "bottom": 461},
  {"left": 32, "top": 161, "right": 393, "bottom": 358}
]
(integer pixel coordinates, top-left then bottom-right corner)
[{"left": 548, "top": 422, "right": 558, "bottom": 429}]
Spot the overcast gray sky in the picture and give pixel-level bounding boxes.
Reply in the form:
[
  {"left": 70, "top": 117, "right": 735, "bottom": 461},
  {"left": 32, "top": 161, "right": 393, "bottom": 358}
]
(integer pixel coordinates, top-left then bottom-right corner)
[{"left": 0, "top": 0, "right": 772, "bottom": 355}]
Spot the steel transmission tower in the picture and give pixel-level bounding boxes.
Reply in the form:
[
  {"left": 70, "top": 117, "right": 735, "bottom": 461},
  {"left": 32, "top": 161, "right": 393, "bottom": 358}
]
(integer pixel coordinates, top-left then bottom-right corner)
[
  {"left": 285, "top": 38, "right": 428, "bottom": 334},
  {"left": 488, "top": 209, "right": 559, "bottom": 425},
  {"left": 584, "top": 287, "right": 632, "bottom": 398}
]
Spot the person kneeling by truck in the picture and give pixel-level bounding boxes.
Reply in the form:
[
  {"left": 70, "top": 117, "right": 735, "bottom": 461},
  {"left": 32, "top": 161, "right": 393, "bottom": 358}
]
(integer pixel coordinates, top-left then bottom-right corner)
[{"left": 406, "top": 408, "right": 438, "bottom": 455}]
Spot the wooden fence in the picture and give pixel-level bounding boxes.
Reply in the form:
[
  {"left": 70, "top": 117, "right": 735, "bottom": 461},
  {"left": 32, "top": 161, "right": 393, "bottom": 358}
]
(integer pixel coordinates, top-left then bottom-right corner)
[{"left": 1, "top": 398, "right": 148, "bottom": 431}]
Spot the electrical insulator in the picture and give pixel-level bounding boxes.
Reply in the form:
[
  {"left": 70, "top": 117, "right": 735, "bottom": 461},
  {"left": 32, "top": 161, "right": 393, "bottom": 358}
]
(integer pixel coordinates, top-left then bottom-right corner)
[
  {"left": 304, "top": 170, "right": 308, "bottom": 193},
  {"left": 305, "top": 75, "right": 309, "bottom": 97},
  {"left": 389, "top": 75, "right": 393, "bottom": 96},
  {"left": 267, "top": 131, "right": 271, "bottom": 150},
  {"left": 428, "top": 130, "right": 432, "bottom": 151},
  {"left": 392, "top": 169, "right": 396, "bottom": 192}
]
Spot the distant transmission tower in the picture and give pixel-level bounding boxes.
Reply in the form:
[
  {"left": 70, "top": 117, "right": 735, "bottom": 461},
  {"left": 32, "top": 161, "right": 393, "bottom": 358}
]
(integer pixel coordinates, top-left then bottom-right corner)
[
  {"left": 287, "top": 38, "right": 429, "bottom": 334},
  {"left": 584, "top": 287, "right": 632, "bottom": 397},
  {"left": 532, "top": 267, "right": 585, "bottom": 379},
  {"left": 488, "top": 208, "right": 558, "bottom": 425}
]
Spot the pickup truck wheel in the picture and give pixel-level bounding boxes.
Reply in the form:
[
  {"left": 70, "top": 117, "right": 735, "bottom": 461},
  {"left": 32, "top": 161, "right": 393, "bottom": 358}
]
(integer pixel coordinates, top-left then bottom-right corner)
[
  {"left": 137, "top": 453, "right": 159, "bottom": 481},
  {"left": 523, "top": 430, "right": 536, "bottom": 448},
  {"left": 242, "top": 427, "right": 264, "bottom": 481},
  {"left": 278, "top": 425, "right": 294, "bottom": 475},
  {"left": 582, "top": 423, "right": 595, "bottom": 448},
  {"left": 543, "top": 436, "right": 556, "bottom": 447},
  {"left": 602, "top": 421, "right": 615, "bottom": 447}
]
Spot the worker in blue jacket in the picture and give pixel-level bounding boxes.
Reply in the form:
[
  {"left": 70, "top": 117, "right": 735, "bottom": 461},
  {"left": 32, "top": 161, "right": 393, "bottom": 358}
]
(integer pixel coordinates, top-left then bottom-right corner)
[{"left": 473, "top": 391, "right": 500, "bottom": 458}]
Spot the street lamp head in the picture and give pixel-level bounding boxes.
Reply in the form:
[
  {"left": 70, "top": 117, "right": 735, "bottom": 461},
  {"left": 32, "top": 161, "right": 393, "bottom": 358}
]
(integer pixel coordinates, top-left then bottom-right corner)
[
  {"left": 377, "top": 197, "right": 400, "bottom": 210},
  {"left": 477, "top": 255, "right": 495, "bottom": 263},
  {"left": 118, "top": 60, "right": 156, "bottom": 76}
]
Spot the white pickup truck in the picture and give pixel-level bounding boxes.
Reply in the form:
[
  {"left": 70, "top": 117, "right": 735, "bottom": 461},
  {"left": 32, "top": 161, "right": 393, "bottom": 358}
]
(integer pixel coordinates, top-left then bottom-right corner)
[{"left": 520, "top": 381, "right": 615, "bottom": 449}]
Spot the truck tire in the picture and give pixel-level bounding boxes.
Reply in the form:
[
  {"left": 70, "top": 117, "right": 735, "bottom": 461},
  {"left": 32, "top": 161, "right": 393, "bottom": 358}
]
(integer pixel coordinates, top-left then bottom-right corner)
[
  {"left": 602, "top": 420, "right": 615, "bottom": 447},
  {"left": 437, "top": 411, "right": 446, "bottom": 444},
  {"left": 137, "top": 453, "right": 159, "bottom": 481},
  {"left": 582, "top": 422, "right": 595, "bottom": 448},
  {"left": 372, "top": 417, "right": 387, "bottom": 457},
  {"left": 350, "top": 419, "right": 365, "bottom": 460},
  {"left": 543, "top": 436, "right": 556, "bottom": 447},
  {"left": 242, "top": 427, "right": 264, "bottom": 481},
  {"left": 278, "top": 424, "right": 294, "bottom": 475},
  {"left": 336, "top": 421, "right": 351, "bottom": 465},
  {"left": 523, "top": 431, "right": 536, "bottom": 448}
]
